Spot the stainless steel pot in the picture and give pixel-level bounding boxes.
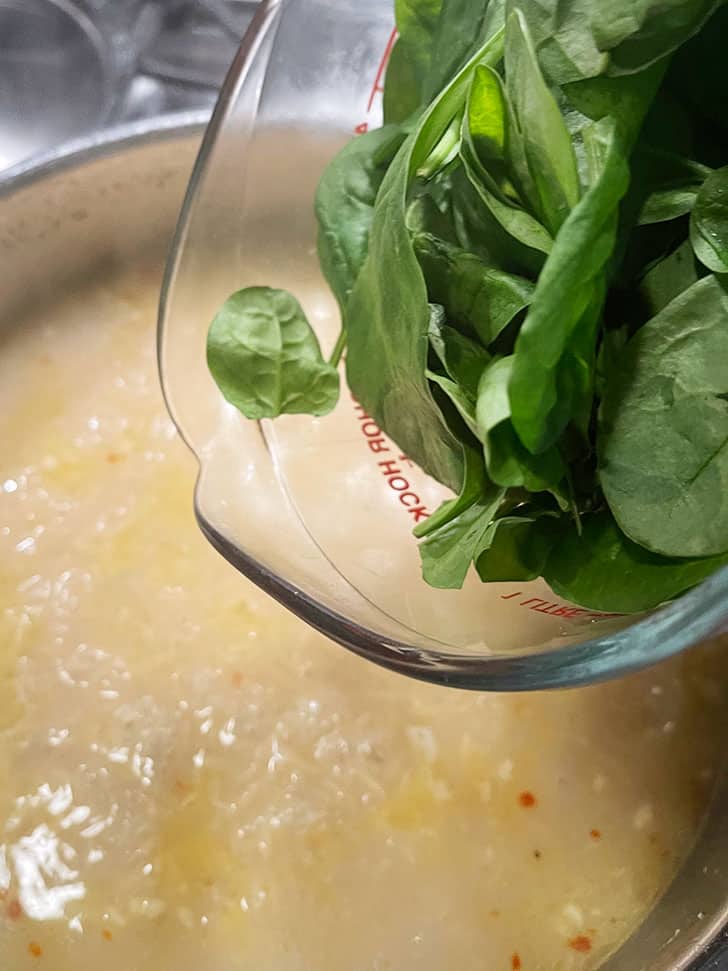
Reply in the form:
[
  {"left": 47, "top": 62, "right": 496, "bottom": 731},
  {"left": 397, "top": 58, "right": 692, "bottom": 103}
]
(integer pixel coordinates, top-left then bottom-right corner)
[{"left": 0, "top": 122, "right": 725, "bottom": 971}]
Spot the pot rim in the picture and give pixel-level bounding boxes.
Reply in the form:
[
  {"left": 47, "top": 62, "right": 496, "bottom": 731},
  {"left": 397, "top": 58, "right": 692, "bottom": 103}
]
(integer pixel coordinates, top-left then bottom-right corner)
[{"left": 0, "top": 109, "right": 209, "bottom": 197}]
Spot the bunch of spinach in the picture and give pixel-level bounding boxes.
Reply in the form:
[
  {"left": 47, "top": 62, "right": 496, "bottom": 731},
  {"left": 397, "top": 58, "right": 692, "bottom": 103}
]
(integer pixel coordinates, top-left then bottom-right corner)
[{"left": 207, "top": 0, "right": 728, "bottom": 613}]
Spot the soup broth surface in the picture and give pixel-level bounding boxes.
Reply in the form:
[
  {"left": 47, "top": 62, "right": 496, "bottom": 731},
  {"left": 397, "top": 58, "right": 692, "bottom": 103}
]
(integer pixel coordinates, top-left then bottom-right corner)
[{"left": 0, "top": 267, "right": 725, "bottom": 970}]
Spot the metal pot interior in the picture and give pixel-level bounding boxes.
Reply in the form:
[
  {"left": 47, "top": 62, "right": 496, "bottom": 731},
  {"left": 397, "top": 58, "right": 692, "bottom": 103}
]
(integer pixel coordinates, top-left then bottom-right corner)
[{"left": 0, "top": 127, "right": 725, "bottom": 971}]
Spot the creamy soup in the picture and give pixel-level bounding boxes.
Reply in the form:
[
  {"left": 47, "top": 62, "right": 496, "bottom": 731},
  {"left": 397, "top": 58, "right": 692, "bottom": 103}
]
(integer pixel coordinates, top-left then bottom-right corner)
[{"left": 0, "top": 266, "right": 726, "bottom": 971}]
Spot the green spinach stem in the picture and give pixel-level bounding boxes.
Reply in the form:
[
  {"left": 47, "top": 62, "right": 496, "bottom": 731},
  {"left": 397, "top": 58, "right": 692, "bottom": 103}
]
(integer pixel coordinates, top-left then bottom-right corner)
[{"left": 329, "top": 331, "right": 347, "bottom": 368}]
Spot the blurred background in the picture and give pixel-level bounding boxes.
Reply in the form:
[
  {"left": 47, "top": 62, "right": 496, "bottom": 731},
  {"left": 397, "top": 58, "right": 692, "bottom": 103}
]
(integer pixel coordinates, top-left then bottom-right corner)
[{"left": 0, "top": 0, "right": 259, "bottom": 172}]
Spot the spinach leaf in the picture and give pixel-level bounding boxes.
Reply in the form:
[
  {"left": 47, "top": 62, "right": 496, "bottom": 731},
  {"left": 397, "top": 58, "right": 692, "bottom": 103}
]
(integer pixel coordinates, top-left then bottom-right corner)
[
  {"left": 640, "top": 239, "right": 699, "bottom": 315},
  {"left": 477, "top": 356, "right": 568, "bottom": 502},
  {"left": 460, "top": 143, "right": 555, "bottom": 258},
  {"left": 635, "top": 147, "right": 711, "bottom": 225},
  {"left": 207, "top": 288, "right": 340, "bottom": 420},
  {"left": 590, "top": 0, "right": 723, "bottom": 78},
  {"left": 506, "top": 0, "right": 602, "bottom": 83},
  {"left": 414, "top": 443, "right": 488, "bottom": 539},
  {"left": 467, "top": 64, "right": 507, "bottom": 168},
  {"left": 544, "top": 510, "right": 728, "bottom": 613},
  {"left": 415, "top": 232, "right": 534, "bottom": 346},
  {"left": 476, "top": 510, "right": 560, "bottom": 581},
  {"left": 316, "top": 124, "right": 408, "bottom": 311},
  {"left": 562, "top": 62, "right": 667, "bottom": 177},
  {"left": 418, "top": 111, "right": 464, "bottom": 179},
  {"left": 690, "top": 166, "right": 728, "bottom": 273},
  {"left": 512, "top": 0, "right": 723, "bottom": 84},
  {"left": 406, "top": 176, "right": 461, "bottom": 244},
  {"left": 428, "top": 307, "right": 491, "bottom": 395},
  {"left": 418, "top": 485, "right": 506, "bottom": 588},
  {"left": 384, "top": 0, "right": 443, "bottom": 124},
  {"left": 428, "top": 370, "right": 480, "bottom": 437},
  {"left": 509, "top": 117, "right": 630, "bottom": 454},
  {"left": 383, "top": 44, "right": 422, "bottom": 128},
  {"left": 468, "top": 62, "right": 544, "bottom": 212},
  {"left": 599, "top": 275, "right": 728, "bottom": 558},
  {"left": 425, "top": 0, "right": 506, "bottom": 98},
  {"left": 465, "top": 63, "right": 535, "bottom": 207},
  {"left": 448, "top": 164, "right": 548, "bottom": 277},
  {"left": 640, "top": 187, "right": 700, "bottom": 226},
  {"left": 346, "top": 24, "right": 506, "bottom": 492},
  {"left": 504, "top": 10, "right": 580, "bottom": 235}
]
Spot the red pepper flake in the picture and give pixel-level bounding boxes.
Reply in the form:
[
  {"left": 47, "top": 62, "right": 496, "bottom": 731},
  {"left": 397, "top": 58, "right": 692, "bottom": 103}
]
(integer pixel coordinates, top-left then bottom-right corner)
[
  {"left": 175, "top": 780, "right": 191, "bottom": 795},
  {"left": 106, "top": 452, "right": 123, "bottom": 464},
  {"left": 490, "top": 909, "right": 501, "bottom": 918},
  {"left": 569, "top": 935, "right": 593, "bottom": 953},
  {"left": 590, "top": 829, "right": 602, "bottom": 840},
  {"left": 512, "top": 954, "right": 522, "bottom": 969},
  {"left": 518, "top": 791, "right": 537, "bottom": 808},
  {"left": 102, "top": 929, "right": 113, "bottom": 942},
  {"left": 28, "top": 942, "right": 42, "bottom": 958},
  {"left": 7, "top": 899, "right": 22, "bottom": 920},
  {"left": 231, "top": 671, "right": 244, "bottom": 688}
]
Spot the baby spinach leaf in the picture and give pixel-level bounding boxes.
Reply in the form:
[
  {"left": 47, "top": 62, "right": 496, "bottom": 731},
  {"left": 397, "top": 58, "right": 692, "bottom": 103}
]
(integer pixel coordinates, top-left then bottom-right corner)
[
  {"left": 448, "top": 164, "right": 547, "bottom": 278},
  {"left": 506, "top": 0, "right": 603, "bottom": 83},
  {"left": 428, "top": 370, "right": 480, "bottom": 437},
  {"left": 415, "top": 232, "right": 534, "bottom": 346},
  {"left": 460, "top": 144, "right": 555, "bottom": 257},
  {"left": 640, "top": 187, "right": 700, "bottom": 226},
  {"left": 476, "top": 510, "right": 560, "bottom": 582},
  {"left": 477, "top": 356, "right": 568, "bottom": 502},
  {"left": 345, "top": 25, "right": 506, "bottom": 492},
  {"left": 562, "top": 62, "right": 667, "bottom": 176},
  {"left": 425, "top": 0, "right": 506, "bottom": 98},
  {"left": 207, "top": 288, "right": 340, "bottom": 420},
  {"left": 414, "top": 443, "right": 488, "bottom": 539},
  {"left": 462, "top": 62, "right": 544, "bottom": 224},
  {"left": 383, "top": 43, "right": 422, "bottom": 127},
  {"left": 428, "top": 308, "right": 491, "bottom": 396},
  {"left": 467, "top": 64, "right": 507, "bottom": 166},
  {"left": 543, "top": 510, "right": 728, "bottom": 613},
  {"left": 406, "top": 171, "right": 470, "bottom": 253},
  {"left": 512, "top": 0, "right": 723, "bottom": 84},
  {"left": 418, "top": 485, "right": 506, "bottom": 588},
  {"left": 640, "top": 239, "right": 699, "bottom": 315},
  {"left": 316, "top": 124, "right": 408, "bottom": 312},
  {"left": 509, "top": 117, "right": 630, "bottom": 454},
  {"left": 631, "top": 140, "right": 712, "bottom": 227},
  {"left": 504, "top": 10, "right": 580, "bottom": 235},
  {"left": 418, "top": 111, "right": 464, "bottom": 179},
  {"left": 690, "top": 165, "right": 728, "bottom": 273},
  {"left": 475, "top": 64, "right": 540, "bottom": 213},
  {"left": 600, "top": 276, "right": 728, "bottom": 558},
  {"left": 465, "top": 63, "right": 535, "bottom": 206},
  {"left": 590, "top": 0, "right": 723, "bottom": 78},
  {"left": 384, "top": 0, "right": 444, "bottom": 124}
]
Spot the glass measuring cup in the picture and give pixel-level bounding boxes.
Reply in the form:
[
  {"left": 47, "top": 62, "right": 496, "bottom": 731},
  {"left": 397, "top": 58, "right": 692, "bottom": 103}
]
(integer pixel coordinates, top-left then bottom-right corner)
[{"left": 158, "top": 0, "right": 728, "bottom": 690}]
